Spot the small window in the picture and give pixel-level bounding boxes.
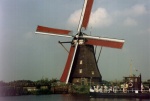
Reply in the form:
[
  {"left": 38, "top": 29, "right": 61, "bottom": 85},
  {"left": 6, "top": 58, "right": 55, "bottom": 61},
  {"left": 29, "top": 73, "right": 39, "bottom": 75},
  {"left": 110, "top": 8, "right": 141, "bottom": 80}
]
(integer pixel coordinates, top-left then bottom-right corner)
[
  {"left": 80, "top": 60, "right": 83, "bottom": 64},
  {"left": 79, "top": 69, "right": 82, "bottom": 73},
  {"left": 91, "top": 71, "right": 94, "bottom": 75},
  {"left": 79, "top": 39, "right": 84, "bottom": 45}
]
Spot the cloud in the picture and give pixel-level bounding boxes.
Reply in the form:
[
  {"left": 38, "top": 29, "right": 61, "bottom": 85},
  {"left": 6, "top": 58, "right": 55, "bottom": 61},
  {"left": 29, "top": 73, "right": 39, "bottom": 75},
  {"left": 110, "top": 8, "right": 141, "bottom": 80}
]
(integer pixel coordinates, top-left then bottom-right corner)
[
  {"left": 130, "top": 4, "right": 147, "bottom": 16},
  {"left": 123, "top": 17, "right": 138, "bottom": 26},
  {"left": 89, "top": 8, "right": 112, "bottom": 27},
  {"left": 67, "top": 9, "right": 81, "bottom": 26},
  {"left": 113, "top": 4, "right": 147, "bottom": 27},
  {"left": 113, "top": 4, "right": 147, "bottom": 18},
  {"left": 67, "top": 4, "right": 147, "bottom": 28},
  {"left": 67, "top": 8, "right": 112, "bottom": 28}
]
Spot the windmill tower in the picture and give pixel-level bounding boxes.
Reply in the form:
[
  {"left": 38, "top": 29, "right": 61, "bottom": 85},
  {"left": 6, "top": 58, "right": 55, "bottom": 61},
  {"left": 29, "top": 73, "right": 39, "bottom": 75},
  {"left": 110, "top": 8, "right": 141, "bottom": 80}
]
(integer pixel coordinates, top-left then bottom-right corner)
[{"left": 35, "top": 0, "right": 125, "bottom": 84}]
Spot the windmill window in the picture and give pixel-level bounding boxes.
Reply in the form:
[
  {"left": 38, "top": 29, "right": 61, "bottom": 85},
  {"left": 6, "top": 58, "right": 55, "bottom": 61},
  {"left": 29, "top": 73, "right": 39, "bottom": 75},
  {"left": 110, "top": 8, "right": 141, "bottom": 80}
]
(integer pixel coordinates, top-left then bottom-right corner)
[
  {"left": 135, "top": 78, "right": 137, "bottom": 82},
  {"left": 79, "top": 69, "right": 82, "bottom": 73},
  {"left": 80, "top": 60, "right": 83, "bottom": 64},
  {"left": 91, "top": 71, "right": 94, "bottom": 75},
  {"left": 79, "top": 39, "right": 84, "bottom": 45}
]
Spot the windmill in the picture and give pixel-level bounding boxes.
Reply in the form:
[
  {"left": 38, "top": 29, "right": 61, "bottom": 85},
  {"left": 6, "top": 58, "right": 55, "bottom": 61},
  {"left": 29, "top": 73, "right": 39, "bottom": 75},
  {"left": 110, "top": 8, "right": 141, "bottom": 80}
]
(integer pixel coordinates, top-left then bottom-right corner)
[{"left": 35, "top": 0, "right": 125, "bottom": 84}]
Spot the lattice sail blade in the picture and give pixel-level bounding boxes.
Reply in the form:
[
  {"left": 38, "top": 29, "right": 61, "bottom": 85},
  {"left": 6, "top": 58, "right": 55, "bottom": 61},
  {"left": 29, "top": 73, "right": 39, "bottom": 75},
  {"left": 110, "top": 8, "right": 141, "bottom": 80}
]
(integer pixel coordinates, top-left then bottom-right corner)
[
  {"left": 82, "top": 35, "right": 125, "bottom": 49},
  {"left": 60, "top": 43, "right": 79, "bottom": 83},
  {"left": 78, "top": 0, "right": 94, "bottom": 32},
  {"left": 36, "top": 25, "right": 72, "bottom": 37}
]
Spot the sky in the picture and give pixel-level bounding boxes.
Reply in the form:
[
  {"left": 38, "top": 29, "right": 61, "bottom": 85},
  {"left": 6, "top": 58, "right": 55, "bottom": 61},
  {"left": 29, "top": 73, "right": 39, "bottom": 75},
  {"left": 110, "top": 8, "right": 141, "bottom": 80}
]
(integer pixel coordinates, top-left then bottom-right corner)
[{"left": 0, "top": 0, "right": 150, "bottom": 82}]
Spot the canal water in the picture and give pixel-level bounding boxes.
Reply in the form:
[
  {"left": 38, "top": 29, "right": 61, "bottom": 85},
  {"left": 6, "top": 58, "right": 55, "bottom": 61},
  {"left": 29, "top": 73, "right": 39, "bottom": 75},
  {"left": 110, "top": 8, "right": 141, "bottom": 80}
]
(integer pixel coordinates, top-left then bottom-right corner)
[{"left": 0, "top": 94, "right": 149, "bottom": 101}]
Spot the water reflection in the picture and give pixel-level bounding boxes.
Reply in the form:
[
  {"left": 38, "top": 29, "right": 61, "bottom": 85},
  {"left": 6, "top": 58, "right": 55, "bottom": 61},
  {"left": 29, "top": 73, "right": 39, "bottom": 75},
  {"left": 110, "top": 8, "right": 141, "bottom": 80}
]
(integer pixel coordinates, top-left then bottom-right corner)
[
  {"left": 0, "top": 94, "right": 149, "bottom": 101},
  {"left": 61, "top": 94, "right": 149, "bottom": 101}
]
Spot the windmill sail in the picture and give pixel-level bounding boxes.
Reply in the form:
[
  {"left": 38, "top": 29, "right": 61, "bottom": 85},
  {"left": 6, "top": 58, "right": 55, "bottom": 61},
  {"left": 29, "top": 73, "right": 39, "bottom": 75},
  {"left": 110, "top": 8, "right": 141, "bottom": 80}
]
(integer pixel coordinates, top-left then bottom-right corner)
[
  {"left": 36, "top": 25, "right": 72, "bottom": 38},
  {"left": 81, "top": 35, "right": 124, "bottom": 49},
  {"left": 78, "top": 0, "right": 94, "bottom": 32},
  {"left": 60, "top": 46, "right": 75, "bottom": 82},
  {"left": 60, "top": 43, "right": 79, "bottom": 83}
]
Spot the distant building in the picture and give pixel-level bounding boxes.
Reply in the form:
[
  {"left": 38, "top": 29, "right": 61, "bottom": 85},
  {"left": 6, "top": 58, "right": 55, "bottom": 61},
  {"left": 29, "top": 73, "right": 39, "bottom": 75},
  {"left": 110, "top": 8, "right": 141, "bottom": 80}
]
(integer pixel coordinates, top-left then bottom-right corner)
[
  {"left": 124, "top": 74, "right": 142, "bottom": 93},
  {"left": 23, "top": 87, "right": 37, "bottom": 91}
]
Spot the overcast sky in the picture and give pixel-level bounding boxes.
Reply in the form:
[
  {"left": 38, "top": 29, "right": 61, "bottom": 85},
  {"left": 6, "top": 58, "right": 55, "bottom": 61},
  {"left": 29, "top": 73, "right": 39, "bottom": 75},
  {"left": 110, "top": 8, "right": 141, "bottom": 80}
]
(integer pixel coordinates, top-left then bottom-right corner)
[{"left": 0, "top": 0, "right": 150, "bottom": 82}]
